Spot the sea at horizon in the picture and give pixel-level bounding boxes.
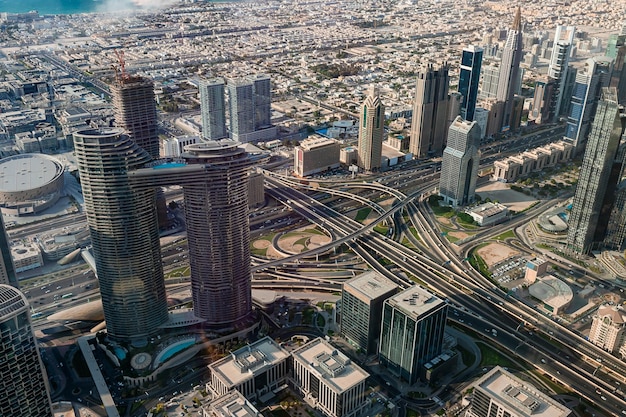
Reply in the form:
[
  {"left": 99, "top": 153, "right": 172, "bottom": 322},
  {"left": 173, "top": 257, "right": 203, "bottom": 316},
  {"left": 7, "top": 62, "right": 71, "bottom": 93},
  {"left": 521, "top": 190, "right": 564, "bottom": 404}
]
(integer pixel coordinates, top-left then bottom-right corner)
[{"left": 0, "top": 0, "right": 181, "bottom": 16}]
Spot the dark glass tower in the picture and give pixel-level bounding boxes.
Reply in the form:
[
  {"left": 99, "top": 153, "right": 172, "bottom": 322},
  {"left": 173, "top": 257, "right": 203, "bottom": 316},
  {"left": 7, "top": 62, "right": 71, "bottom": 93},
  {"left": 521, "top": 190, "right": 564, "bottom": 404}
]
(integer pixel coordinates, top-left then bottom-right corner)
[
  {"left": 0, "top": 215, "right": 17, "bottom": 288},
  {"left": 458, "top": 45, "right": 483, "bottom": 121}
]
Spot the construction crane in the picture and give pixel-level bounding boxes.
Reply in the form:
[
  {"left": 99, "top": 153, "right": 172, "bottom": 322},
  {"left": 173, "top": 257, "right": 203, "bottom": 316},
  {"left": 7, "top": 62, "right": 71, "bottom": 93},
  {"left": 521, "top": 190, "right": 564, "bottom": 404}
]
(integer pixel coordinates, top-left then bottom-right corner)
[{"left": 112, "top": 49, "right": 128, "bottom": 84}]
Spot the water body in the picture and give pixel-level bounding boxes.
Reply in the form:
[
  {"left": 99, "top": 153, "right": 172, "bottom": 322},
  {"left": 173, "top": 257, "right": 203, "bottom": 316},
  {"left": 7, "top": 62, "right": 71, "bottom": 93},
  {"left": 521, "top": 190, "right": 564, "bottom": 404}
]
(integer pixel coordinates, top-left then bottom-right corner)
[{"left": 0, "top": 0, "right": 146, "bottom": 15}]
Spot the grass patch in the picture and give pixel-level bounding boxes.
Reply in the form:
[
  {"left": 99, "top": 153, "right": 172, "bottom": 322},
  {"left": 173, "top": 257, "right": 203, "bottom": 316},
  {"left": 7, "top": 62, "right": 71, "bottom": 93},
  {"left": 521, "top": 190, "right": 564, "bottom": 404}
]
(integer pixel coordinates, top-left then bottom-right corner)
[
  {"left": 406, "top": 409, "right": 421, "bottom": 417},
  {"left": 445, "top": 233, "right": 460, "bottom": 243},
  {"left": 130, "top": 401, "right": 144, "bottom": 414},
  {"left": 355, "top": 208, "right": 372, "bottom": 222},
  {"left": 373, "top": 223, "right": 389, "bottom": 234},
  {"left": 316, "top": 314, "right": 325, "bottom": 327},
  {"left": 477, "top": 342, "right": 518, "bottom": 369},
  {"left": 456, "top": 344, "right": 476, "bottom": 367},
  {"left": 250, "top": 247, "right": 268, "bottom": 256},
  {"left": 408, "top": 226, "right": 421, "bottom": 241},
  {"left": 494, "top": 230, "right": 516, "bottom": 241},
  {"left": 469, "top": 249, "right": 491, "bottom": 278},
  {"left": 303, "top": 228, "right": 325, "bottom": 235}
]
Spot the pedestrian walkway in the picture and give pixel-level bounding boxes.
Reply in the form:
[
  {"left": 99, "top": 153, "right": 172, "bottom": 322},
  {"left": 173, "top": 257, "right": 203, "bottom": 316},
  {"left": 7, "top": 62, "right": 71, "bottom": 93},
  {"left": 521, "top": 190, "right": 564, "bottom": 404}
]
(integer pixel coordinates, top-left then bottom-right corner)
[{"left": 77, "top": 335, "right": 120, "bottom": 417}]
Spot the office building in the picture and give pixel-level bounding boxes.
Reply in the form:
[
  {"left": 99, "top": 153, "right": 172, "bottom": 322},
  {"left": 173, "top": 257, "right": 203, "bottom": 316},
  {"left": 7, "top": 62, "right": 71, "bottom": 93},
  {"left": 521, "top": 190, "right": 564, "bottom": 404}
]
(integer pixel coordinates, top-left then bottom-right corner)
[
  {"left": 439, "top": 117, "right": 481, "bottom": 207},
  {"left": 496, "top": 7, "right": 524, "bottom": 131},
  {"left": 228, "top": 75, "right": 276, "bottom": 143},
  {"left": 0, "top": 215, "right": 17, "bottom": 287},
  {"left": 564, "top": 57, "right": 613, "bottom": 153},
  {"left": 529, "top": 77, "right": 556, "bottom": 124},
  {"left": 410, "top": 64, "right": 451, "bottom": 158},
  {"left": 73, "top": 128, "right": 168, "bottom": 341},
  {"left": 291, "top": 337, "right": 369, "bottom": 417},
  {"left": 0, "top": 284, "right": 53, "bottom": 416},
  {"left": 204, "top": 390, "right": 264, "bottom": 417},
  {"left": 111, "top": 75, "right": 159, "bottom": 159},
  {"left": 208, "top": 337, "right": 289, "bottom": 401},
  {"left": 295, "top": 136, "right": 341, "bottom": 177},
  {"left": 567, "top": 88, "right": 626, "bottom": 254},
  {"left": 199, "top": 78, "right": 228, "bottom": 141},
  {"left": 357, "top": 88, "right": 384, "bottom": 171},
  {"left": 589, "top": 305, "right": 626, "bottom": 354},
  {"left": 604, "top": 181, "right": 626, "bottom": 250},
  {"left": 458, "top": 45, "right": 483, "bottom": 121},
  {"left": 473, "top": 107, "right": 488, "bottom": 139},
  {"left": 379, "top": 286, "right": 447, "bottom": 384},
  {"left": 466, "top": 366, "right": 571, "bottom": 417},
  {"left": 607, "top": 34, "right": 626, "bottom": 104},
  {"left": 478, "top": 64, "right": 500, "bottom": 101},
  {"left": 341, "top": 271, "right": 398, "bottom": 355},
  {"left": 548, "top": 26, "right": 576, "bottom": 119}
]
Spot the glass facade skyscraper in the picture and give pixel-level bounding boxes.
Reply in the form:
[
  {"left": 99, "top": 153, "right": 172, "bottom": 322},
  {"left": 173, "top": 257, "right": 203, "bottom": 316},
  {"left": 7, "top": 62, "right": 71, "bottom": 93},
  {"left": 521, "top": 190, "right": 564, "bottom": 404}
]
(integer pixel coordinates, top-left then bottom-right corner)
[
  {"left": 73, "top": 128, "right": 169, "bottom": 342},
  {"left": 496, "top": 7, "right": 523, "bottom": 131},
  {"left": 378, "top": 286, "right": 447, "bottom": 384},
  {"left": 199, "top": 78, "right": 228, "bottom": 141},
  {"left": 459, "top": 45, "right": 483, "bottom": 121},
  {"left": 439, "top": 117, "right": 481, "bottom": 207},
  {"left": 0, "top": 285, "right": 52, "bottom": 416},
  {"left": 567, "top": 88, "right": 626, "bottom": 254}
]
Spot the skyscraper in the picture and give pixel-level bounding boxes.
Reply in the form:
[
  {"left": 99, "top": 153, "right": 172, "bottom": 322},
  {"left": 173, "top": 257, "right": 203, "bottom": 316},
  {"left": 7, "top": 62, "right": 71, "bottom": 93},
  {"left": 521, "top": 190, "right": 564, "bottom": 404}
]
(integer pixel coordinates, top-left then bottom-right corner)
[
  {"left": 73, "top": 128, "right": 168, "bottom": 341},
  {"left": 607, "top": 33, "right": 626, "bottom": 104},
  {"left": 0, "top": 214, "right": 17, "bottom": 288},
  {"left": 548, "top": 25, "right": 576, "bottom": 119},
  {"left": 111, "top": 75, "right": 159, "bottom": 159},
  {"left": 378, "top": 286, "right": 447, "bottom": 384},
  {"left": 496, "top": 7, "right": 524, "bottom": 131},
  {"left": 439, "top": 116, "right": 481, "bottom": 206},
  {"left": 0, "top": 284, "right": 52, "bottom": 416},
  {"left": 227, "top": 75, "right": 275, "bottom": 143},
  {"left": 458, "top": 45, "right": 483, "bottom": 121},
  {"left": 567, "top": 88, "right": 626, "bottom": 254},
  {"left": 179, "top": 142, "right": 254, "bottom": 326},
  {"left": 357, "top": 87, "right": 384, "bottom": 171},
  {"left": 199, "top": 78, "right": 228, "bottom": 141},
  {"left": 478, "top": 64, "right": 500, "bottom": 100},
  {"left": 529, "top": 77, "right": 556, "bottom": 124},
  {"left": 564, "top": 57, "right": 613, "bottom": 153},
  {"left": 409, "top": 64, "right": 450, "bottom": 158},
  {"left": 341, "top": 271, "right": 398, "bottom": 355}
]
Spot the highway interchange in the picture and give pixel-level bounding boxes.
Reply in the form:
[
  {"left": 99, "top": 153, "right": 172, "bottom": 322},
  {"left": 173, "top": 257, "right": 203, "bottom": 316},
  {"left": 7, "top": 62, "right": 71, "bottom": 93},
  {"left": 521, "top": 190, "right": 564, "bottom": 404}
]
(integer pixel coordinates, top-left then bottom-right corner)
[{"left": 12, "top": 124, "right": 626, "bottom": 416}]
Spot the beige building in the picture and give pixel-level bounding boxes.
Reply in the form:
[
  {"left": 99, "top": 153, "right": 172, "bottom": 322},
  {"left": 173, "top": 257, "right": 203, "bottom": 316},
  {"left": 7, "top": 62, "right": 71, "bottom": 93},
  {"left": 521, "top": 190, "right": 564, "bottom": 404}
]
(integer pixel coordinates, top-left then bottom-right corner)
[
  {"left": 357, "top": 88, "right": 384, "bottom": 171},
  {"left": 294, "top": 136, "right": 340, "bottom": 177},
  {"left": 291, "top": 337, "right": 369, "bottom": 417},
  {"left": 466, "top": 366, "right": 571, "bottom": 417},
  {"left": 208, "top": 337, "right": 290, "bottom": 402},
  {"left": 589, "top": 305, "right": 626, "bottom": 354},
  {"left": 466, "top": 202, "right": 509, "bottom": 226},
  {"left": 493, "top": 140, "right": 573, "bottom": 182},
  {"left": 203, "top": 390, "right": 264, "bottom": 417}
]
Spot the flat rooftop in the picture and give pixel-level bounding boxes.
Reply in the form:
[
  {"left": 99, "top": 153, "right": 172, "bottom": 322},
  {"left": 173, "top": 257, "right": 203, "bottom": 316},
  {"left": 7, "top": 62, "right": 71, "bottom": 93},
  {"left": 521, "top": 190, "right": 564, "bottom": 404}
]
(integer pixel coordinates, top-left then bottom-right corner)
[
  {"left": 474, "top": 366, "right": 570, "bottom": 417},
  {"left": 291, "top": 337, "right": 369, "bottom": 393},
  {"left": 343, "top": 270, "right": 398, "bottom": 301},
  {"left": 386, "top": 285, "right": 445, "bottom": 320},
  {"left": 209, "top": 337, "right": 289, "bottom": 388},
  {"left": 208, "top": 390, "right": 263, "bottom": 417}
]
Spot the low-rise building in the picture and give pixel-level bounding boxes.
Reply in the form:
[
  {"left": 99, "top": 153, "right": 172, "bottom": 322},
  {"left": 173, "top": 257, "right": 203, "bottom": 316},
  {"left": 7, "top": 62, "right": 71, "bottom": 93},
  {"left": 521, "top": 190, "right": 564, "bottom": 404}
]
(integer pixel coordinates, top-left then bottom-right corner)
[
  {"left": 466, "top": 366, "right": 571, "bottom": 417},
  {"left": 492, "top": 141, "right": 573, "bottom": 182},
  {"left": 11, "top": 242, "right": 43, "bottom": 273},
  {"left": 291, "top": 337, "right": 369, "bottom": 417},
  {"left": 208, "top": 336, "right": 289, "bottom": 402},
  {"left": 466, "top": 202, "right": 509, "bottom": 226},
  {"left": 203, "top": 390, "right": 264, "bottom": 417}
]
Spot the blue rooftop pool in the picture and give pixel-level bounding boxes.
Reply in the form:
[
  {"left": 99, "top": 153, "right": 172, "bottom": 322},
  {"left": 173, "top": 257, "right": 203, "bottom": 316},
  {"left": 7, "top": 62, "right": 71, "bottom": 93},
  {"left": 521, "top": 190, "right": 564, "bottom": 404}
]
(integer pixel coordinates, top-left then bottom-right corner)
[{"left": 154, "top": 338, "right": 196, "bottom": 366}]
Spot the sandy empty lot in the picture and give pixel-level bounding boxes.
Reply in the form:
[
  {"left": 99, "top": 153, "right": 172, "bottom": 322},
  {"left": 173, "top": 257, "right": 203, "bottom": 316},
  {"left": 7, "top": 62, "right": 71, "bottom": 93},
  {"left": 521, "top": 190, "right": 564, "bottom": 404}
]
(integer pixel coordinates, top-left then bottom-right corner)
[{"left": 477, "top": 242, "right": 521, "bottom": 267}]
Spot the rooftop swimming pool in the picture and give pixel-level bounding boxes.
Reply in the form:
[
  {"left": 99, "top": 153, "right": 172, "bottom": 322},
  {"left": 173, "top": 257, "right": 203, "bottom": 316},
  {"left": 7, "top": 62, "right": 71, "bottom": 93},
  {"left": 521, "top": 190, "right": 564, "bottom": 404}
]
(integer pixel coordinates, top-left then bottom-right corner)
[{"left": 154, "top": 338, "right": 196, "bottom": 366}]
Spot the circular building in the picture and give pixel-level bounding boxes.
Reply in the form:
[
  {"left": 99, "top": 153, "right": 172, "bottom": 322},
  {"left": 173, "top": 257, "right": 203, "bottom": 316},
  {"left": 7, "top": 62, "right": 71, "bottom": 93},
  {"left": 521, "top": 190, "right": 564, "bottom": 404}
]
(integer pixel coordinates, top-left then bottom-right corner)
[
  {"left": 0, "top": 154, "right": 64, "bottom": 216},
  {"left": 528, "top": 276, "right": 573, "bottom": 315}
]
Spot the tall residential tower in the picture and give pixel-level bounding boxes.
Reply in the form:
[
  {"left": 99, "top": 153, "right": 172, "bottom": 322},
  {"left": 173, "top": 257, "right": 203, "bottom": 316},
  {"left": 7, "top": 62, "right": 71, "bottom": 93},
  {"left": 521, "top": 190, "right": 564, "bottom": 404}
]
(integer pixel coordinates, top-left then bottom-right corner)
[
  {"left": 410, "top": 64, "right": 451, "bottom": 158},
  {"left": 357, "top": 88, "right": 385, "bottom": 171},
  {"left": 496, "top": 7, "right": 524, "bottom": 131},
  {"left": 548, "top": 25, "right": 576, "bottom": 120},
  {"left": 199, "top": 78, "right": 228, "bottom": 141}
]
